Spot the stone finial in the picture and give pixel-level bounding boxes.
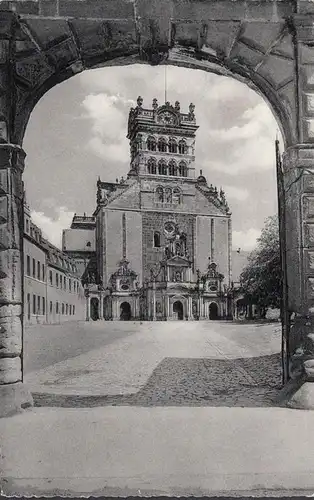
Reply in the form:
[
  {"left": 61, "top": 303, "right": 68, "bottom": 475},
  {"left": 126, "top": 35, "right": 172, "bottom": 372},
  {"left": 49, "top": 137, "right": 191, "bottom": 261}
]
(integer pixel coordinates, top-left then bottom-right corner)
[
  {"left": 175, "top": 101, "right": 180, "bottom": 111},
  {"left": 152, "top": 98, "right": 158, "bottom": 110},
  {"left": 165, "top": 101, "right": 170, "bottom": 107},
  {"left": 200, "top": 169, "right": 202, "bottom": 175},
  {"left": 137, "top": 96, "right": 143, "bottom": 107}
]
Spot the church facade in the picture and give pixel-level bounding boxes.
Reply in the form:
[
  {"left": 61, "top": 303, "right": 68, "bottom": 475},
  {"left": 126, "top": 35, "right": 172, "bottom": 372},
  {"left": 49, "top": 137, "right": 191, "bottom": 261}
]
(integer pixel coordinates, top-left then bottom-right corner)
[{"left": 64, "top": 97, "right": 233, "bottom": 321}]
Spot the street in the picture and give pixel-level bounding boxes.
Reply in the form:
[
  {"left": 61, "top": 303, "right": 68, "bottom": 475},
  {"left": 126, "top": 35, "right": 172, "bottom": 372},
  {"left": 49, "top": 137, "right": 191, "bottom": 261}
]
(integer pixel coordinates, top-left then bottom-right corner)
[{"left": 24, "top": 320, "right": 282, "bottom": 407}]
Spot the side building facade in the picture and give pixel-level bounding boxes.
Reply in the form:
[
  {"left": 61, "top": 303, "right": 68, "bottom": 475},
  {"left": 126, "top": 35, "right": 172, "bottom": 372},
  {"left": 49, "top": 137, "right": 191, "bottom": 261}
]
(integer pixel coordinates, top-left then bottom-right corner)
[{"left": 23, "top": 201, "right": 86, "bottom": 325}]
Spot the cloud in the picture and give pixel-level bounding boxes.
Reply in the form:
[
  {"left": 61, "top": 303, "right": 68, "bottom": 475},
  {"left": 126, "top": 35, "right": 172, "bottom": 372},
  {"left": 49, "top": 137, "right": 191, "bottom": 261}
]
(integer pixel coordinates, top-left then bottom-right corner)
[
  {"left": 232, "top": 228, "right": 261, "bottom": 251},
  {"left": 81, "top": 93, "right": 135, "bottom": 163},
  {"left": 31, "top": 207, "right": 74, "bottom": 249},
  {"left": 199, "top": 102, "right": 278, "bottom": 175}
]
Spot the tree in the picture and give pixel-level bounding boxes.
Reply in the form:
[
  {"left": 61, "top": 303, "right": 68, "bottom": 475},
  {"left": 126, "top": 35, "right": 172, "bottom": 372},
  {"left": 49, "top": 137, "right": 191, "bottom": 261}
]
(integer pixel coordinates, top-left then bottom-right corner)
[{"left": 239, "top": 215, "right": 281, "bottom": 318}]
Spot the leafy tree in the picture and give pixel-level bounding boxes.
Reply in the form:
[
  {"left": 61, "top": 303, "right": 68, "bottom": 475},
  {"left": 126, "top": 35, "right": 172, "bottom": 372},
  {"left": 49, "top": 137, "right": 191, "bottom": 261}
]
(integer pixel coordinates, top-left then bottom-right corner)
[{"left": 239, "top": 215, "right": 282, "bottom": 318}]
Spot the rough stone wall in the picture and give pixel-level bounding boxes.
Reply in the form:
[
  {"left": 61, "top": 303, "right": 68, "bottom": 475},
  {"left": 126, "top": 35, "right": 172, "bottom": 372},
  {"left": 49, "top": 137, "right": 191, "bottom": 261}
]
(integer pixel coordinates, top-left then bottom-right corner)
[{"left": 142, "top": 211, "right": 195, "bottom": 281}]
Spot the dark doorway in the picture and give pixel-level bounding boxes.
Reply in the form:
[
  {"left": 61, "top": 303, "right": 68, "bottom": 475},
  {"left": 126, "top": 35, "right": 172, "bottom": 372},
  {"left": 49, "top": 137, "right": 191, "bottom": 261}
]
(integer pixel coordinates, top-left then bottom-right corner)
[
  {"left": 173, "top": 300, "right": 184, "bottom": 320},
  {"left": 90, "top": 297, "right": 99, "bottom": 321},
  {"left": 209, "top": 302, "right": 219, "bottom": 320},
  {"left": 120, "top": 301, "right": 132, "bottom": 321}
]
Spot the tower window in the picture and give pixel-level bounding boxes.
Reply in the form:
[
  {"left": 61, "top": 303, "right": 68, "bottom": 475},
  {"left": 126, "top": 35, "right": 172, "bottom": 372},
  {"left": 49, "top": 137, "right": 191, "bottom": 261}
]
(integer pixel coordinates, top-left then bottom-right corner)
[
  {"left": 168, "top": 138, "right": 177, "bottom": 154},
  {"left": 147, "top": 136, "right": 157, "bottom": 151},
  {"left": 165, "top": 187, "right": 172, "bottom": 203},
  {"left": 179, "top": 161, "right": 187, "bottom": 177},
  {"left": 158, "top": 160, "right": 167, "bottom": 176},
  {"left": 173, "top": 187, "right": 181, "bottom": 205},
  {"left": 179, "top": 140, "right": 187, "bottom": 155},
  {"left": 158, "top": 137, "right": 167, "bottom": 152},
  {"left": 155, "top": 187, "right": 164, "bottom": 203},
  {"left": 168, "top": 159, "right": 177, "bottom": 176},
  {"left": 137, "top": 134, "right": 143, "bottom": 151},
  {"left": 153, "top": 231, "right": 161, "bottom": 248},
  {"left": 147, "top": 157, "right": 157, "bottom": 175}
]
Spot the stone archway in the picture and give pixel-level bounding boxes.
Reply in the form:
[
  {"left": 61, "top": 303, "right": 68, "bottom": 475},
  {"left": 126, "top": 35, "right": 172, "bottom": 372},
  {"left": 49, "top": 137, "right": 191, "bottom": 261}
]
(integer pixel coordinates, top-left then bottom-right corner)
[
  {"left": 173, "top": 300, "right": 184, "bottom": 320},
  {"left": 90, "top": 298, "right": 99, "bottom": 321},
  {"left": 209, "top": 302, "right": 219, "bottom": 321},
  {"left": 120, "top": 302, "right": 132, "bottom": 321},
  {"left": 2, "top": 0, "right": 314, "bottom": 415}
]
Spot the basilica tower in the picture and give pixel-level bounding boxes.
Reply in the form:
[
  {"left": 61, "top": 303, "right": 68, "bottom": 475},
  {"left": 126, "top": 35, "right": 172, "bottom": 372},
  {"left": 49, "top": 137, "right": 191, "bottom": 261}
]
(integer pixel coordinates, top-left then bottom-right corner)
[{"left": 127, "top": 96, "right": 199, "bottom": 180}]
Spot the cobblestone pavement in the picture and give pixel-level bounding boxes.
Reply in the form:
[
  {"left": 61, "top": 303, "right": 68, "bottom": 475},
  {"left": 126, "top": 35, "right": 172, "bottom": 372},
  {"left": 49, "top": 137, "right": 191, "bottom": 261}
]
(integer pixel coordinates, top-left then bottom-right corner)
[{"left": 29, "top": 320, "right": 283, "bottom": 408}]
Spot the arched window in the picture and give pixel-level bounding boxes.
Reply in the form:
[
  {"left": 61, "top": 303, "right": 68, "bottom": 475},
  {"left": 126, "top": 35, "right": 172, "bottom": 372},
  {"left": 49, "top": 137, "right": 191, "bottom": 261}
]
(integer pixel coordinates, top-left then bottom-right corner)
[
  {"left": 173, "top": 187, "right": 181, "bottom": 205},
  {"left": 158, "top": 160, "right": 167, "bottom": 175},
  {"left": 147, "top": 157, "right": 157, "bottom": 174},
  {"left": 158, "top": 137, "right": 167, "bottom": 152},
  {"left": 165, "top": 187, "right": 172, "bottom": 203},
  {"left": 179, "top": 161, "right": 187, "bottom": 177},
  {"left": 168, "top": 138, "right": 178, "bottom": 153},
  {"left": 168, "top": 159, "right": 177, "bottom": 176},
  {"left": 179, "top": 139, "right": 187, "bottom": 155},
  {"left": 153, "top": 231, "right": 161, "bottom": 248},
  {"left": 137, "top": 134, "right": 143, "bottom": 151},
  {"left": 147, "top": 136, "right": 157, "bottom": 151},
  {"left": 155, "top": 186, "right": 164, "bottom": 203}
]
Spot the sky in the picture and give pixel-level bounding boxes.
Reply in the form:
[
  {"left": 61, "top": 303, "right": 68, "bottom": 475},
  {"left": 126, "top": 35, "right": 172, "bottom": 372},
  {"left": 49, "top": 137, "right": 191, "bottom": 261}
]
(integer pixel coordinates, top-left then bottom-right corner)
[{"left": 23, "top": 64, "right": 280, "bottom": 251}]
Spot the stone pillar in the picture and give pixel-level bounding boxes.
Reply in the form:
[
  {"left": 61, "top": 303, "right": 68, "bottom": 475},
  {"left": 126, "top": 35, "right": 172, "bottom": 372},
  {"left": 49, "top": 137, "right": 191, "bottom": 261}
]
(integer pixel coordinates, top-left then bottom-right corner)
[
  {"left": 187, "top": 296, "right": 193, "bottom": 320},
  {"left": 0, "top": 144, "right": 33, "bottom": 417},
  {"left": 99, "top": 295, "right": 104, "bottom": 320},
  {"left": 227, "top": 218, "right": 232, "bottom": 287},
  {"left": 285, "top": 14, "right": 314, "bottom": 407},
  {"left": 152, "top": 282, "right": 156, "bottom": 321},
  {"left": 0, "top": 11, "right": 35, "bottom": 416},
  {"left": 166, "top": 295, "right": 170, "bottom": 320},
  {"left": 86, "top": 295, "right": 90, "bottom": 321},
  {"left": 112, "top": 298, "right": 119, "bottom": 321}
]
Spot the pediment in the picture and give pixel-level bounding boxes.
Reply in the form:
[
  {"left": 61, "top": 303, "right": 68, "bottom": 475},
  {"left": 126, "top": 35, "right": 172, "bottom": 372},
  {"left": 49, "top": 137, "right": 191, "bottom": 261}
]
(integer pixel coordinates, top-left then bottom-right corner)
[{"left": 166, "top": 255, "right": 191, "bottom": 267}]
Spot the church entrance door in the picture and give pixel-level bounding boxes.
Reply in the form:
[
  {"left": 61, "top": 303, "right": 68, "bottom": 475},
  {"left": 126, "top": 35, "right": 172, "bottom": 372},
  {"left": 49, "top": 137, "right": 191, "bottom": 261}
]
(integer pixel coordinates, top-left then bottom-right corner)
[
  {"left": 209, "top": 302, "right": 219, "bottom": 320},
  {"left": 90, "top": 298, "right": 99, "bottom": 321},
  {"left": 120, "top": 302, "right": 132, "bottom": 321},
  {"left": 173, "top": 301, "right": 184, "bottom": 320}
]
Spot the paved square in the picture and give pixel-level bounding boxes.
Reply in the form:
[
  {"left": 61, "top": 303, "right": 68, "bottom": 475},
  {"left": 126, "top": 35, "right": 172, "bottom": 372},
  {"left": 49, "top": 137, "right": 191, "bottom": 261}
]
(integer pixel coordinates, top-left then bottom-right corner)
[{"left": 24, "top": 320, "right": 282, "bottom": 407}]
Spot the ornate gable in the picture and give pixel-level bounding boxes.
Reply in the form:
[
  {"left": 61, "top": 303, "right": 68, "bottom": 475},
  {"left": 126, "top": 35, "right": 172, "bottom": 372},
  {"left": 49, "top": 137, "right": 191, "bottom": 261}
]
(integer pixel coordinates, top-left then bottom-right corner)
[
  {"left": 109, "top": 258, "right": 138, "bottom": 292},
  {"left": 166, "top": 255, "right": 191, "bottom": 267}
]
